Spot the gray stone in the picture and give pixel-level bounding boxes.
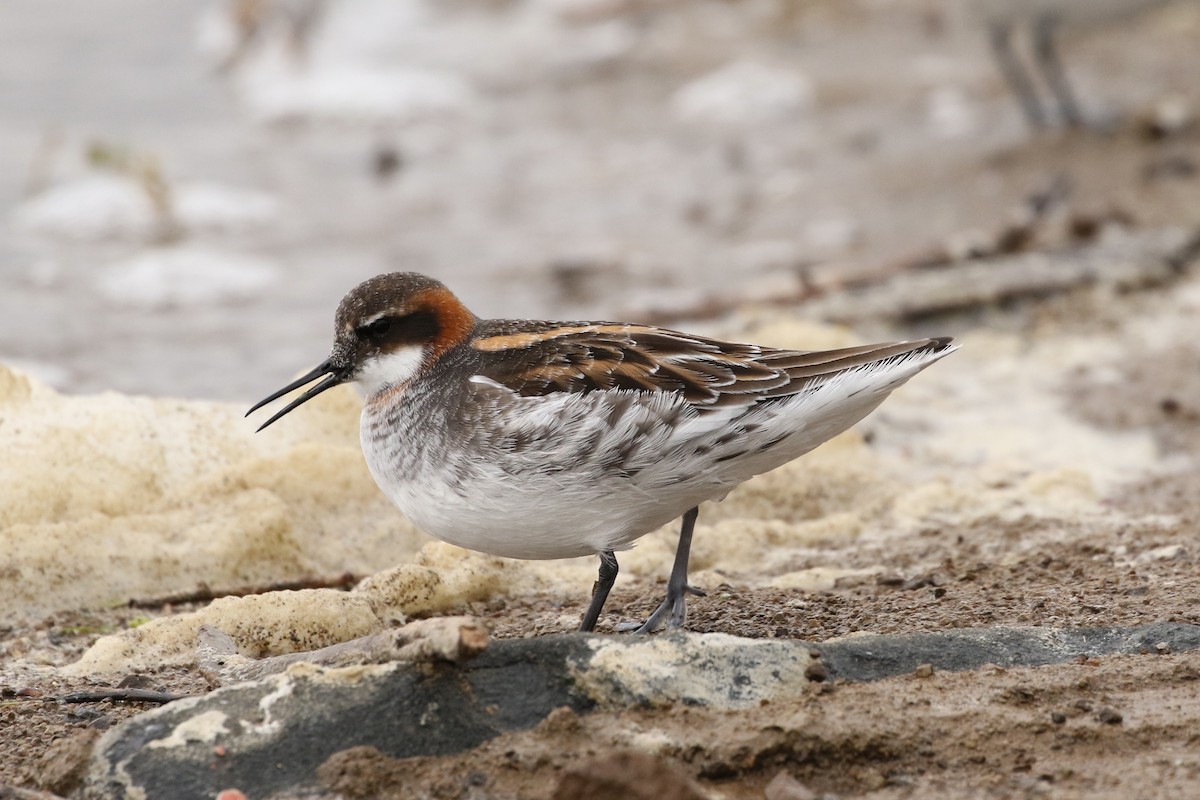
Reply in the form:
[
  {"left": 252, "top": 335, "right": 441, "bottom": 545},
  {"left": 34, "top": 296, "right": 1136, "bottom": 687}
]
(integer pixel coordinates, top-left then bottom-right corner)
[
  {"left": 816, "top": 622, "right": 1200, "bottom": 682},
  {"left": 83, "top": 623, "right": 1200, "bottom": 800},
  {"left": 83, "top": 633, "right": 817, "bottom": 800}
]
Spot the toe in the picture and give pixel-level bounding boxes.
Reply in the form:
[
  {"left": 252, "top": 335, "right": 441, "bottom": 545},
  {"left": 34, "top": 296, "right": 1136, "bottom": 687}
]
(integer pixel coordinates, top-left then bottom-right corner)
[
  {"left": 666, "top": 597, "right": 689, "bottom": 630},
  {"left": 626, "top": 598, "right": 671, "bottom": 634}
]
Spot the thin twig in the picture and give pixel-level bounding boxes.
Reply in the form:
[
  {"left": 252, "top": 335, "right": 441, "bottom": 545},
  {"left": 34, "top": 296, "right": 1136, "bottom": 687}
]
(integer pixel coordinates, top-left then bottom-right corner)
[
  {"left": 127, "top": 572, "right": 360, "bottom": 609},
  {"left": 58, "top": 688, "right": 185, "bottom": 705}
]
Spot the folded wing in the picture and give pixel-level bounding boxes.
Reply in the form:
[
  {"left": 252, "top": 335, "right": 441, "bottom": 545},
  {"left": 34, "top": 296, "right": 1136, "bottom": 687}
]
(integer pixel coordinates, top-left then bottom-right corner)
[{"left": 469, "top": 322, "right": 955, "bottom": 411}]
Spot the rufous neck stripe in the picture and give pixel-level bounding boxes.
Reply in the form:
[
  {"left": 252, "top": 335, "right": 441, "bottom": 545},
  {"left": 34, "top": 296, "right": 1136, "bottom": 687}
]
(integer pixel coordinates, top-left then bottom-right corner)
[{"left": 416, "top": 287, "right": 476, "bottom": 358}]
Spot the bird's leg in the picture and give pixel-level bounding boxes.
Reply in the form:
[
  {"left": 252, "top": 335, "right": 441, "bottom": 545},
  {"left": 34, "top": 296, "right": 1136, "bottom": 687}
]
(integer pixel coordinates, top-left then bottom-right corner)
[
  {"left": 630, "top": 506, "right": 705, "bottom": 634},
  {"left": 580, "top": 550, "right": 618, "bottom": 632},
  {"left": 1032, "top": 13, "right": 1084, "bottom": 128},
  {"left": 988, "top": 21, "right": 1048, "bottom": 130}
]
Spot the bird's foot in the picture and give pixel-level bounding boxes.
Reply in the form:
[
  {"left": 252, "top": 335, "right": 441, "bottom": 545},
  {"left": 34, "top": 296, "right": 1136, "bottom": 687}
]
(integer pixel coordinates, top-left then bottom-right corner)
[{"left": 616, "top": 584, "right": 706, "bottom": 634}]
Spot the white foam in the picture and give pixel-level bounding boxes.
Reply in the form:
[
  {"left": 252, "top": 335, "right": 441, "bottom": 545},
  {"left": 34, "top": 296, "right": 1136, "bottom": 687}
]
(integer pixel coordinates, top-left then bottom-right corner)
[
  {"left": 13, "top": 176, "right": 281, "bottom": 241},
  {"left": 671, "top": 61, "right": 814, "bottom": 127},
  {"left": 96, "top": 247, "right": 280, "bottom": 308}
]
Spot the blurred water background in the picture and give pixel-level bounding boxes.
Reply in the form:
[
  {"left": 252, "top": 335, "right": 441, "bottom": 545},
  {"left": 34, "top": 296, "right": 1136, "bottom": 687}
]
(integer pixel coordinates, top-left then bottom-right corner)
[{"left": 2, "top": 0, "right": 1198, "bottom": 400}]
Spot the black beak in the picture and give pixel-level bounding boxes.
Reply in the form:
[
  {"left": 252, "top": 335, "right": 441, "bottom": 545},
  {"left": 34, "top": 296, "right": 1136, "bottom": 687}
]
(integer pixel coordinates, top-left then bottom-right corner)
[{"left": 246, "top": 359, "right": 349, "bottom": 432}]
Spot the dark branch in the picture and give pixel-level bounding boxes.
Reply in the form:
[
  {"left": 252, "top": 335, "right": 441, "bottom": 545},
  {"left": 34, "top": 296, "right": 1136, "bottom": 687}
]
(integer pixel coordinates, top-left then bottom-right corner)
[
  {"left": 58, "top": 688, "right": 185, "bottom": 705},
  {"left": 127, "top": 572, "right": 361, "bottom": 609}
]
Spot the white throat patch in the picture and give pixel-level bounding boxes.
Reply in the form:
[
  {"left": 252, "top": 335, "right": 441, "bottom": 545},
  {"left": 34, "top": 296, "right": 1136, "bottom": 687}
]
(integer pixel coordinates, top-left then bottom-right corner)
[{"left": 356, "top": 346, "right": 426, "bottom": 395}]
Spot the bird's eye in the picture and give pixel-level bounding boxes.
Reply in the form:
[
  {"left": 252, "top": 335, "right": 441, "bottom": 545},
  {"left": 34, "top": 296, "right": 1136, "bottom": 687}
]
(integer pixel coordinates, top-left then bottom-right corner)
[
  {"left": 354, "top": 310, "right": 438, "bottom": 344},
  {"left": 362, "top": 318, "right": 392, "bottom": 338}
]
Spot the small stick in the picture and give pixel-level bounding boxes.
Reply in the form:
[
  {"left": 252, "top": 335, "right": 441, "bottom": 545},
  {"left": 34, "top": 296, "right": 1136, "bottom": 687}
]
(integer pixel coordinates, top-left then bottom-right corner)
[
  {"left": 57, "top": 688, "right": 184, "bottom": 705},
  {"left": 127, "top": 572, "right": 361, "bottom": 609}
]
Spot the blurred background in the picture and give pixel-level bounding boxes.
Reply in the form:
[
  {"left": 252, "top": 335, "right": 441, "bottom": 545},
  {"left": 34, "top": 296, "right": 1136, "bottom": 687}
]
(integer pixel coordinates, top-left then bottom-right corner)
[{"left": 2, "top": 0, "right": 1199, "bottom": 401}]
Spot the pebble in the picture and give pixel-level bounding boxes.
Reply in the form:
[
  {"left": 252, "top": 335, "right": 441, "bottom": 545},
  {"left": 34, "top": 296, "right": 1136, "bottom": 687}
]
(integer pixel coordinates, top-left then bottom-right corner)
[
  {"left": 1133, "top": 545, "right": 1187, "bottom": 565},
  {"left": 1137, "top": 95, "right": 1197, "bottom": 140},
  {"left": 765, "top": 770, "right": 817, "bottom": 800},
  {"left": 804, "top": 660, "right": 829, "bottom": 683},
  {"left": 670, "top": 60, "right": 813, "bottom": 126}
]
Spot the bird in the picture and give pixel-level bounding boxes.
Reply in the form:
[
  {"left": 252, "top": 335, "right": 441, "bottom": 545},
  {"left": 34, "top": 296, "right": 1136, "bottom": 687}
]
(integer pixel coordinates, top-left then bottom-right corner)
[
  {"left": 247, "top": 272, "right": 957, "bottom": 633},
  {"left": 970, "top": 0, "right": 1184, "bottom": 129}
]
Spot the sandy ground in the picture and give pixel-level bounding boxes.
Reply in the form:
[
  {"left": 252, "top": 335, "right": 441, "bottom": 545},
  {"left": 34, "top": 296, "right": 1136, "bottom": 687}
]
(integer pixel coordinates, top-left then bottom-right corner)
[
  {"left": 4, "top": 1, "right": 1200, "bottom": 798},
  {"left": 6, "top": 264, "right": 1200, "bottom": 798}
]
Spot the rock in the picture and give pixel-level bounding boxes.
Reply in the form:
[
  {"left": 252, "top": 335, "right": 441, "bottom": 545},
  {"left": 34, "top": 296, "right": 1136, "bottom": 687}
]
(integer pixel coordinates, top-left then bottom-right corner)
[
  {"left": 576, "top": 634, "right": 819, "bottom": 709},
  {"left": 82, "top": 623, "right": 1200, "bottom": 799},
  {"left": 169, "top": 183, "right": 280, "bottom": 233},
  {"left": 82, "top": 633, "right": 817, "bottom": 799},
  {"left": 12, "top": 175, "right": 157, "bottom": 241},
  {"left": 671, "top": 61, "right": 813, "bottom": 127},
  {"left": 96, "top": 247, "right": 280, "bottom": 308},
  {"left": 1137, "top": 95, "right": 1196, "bottom": 140},
  {"left": 764, "top": 770, "right": 817, "bottom": 800},
  {"left": 1132, "top": 544, "right": 1187, "bottom": 565},
  {"left": 197, "top": 616, "right": 489, "bottom": 686},
  {"left": 817, "top": 622, "right": 1200, "bottom": 682},
  {"left": 240, "top": 66, "right": 476, "bottom": 126},
  {"left": 803, "top": 659, "right": 829, "bottom": 683},
  {"left": 12, "top": 176, "right": 279, "bottom": 242},
  {"left": 926, "top": 85, "right": 977, "bottom": 140}
]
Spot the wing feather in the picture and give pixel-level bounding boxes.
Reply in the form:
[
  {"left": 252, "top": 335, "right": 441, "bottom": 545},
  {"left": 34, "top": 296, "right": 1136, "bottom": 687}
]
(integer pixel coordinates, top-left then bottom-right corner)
[{"left": 468, "top": 321, "right": 953, "bottom": 412}]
